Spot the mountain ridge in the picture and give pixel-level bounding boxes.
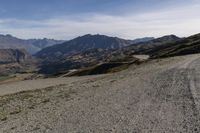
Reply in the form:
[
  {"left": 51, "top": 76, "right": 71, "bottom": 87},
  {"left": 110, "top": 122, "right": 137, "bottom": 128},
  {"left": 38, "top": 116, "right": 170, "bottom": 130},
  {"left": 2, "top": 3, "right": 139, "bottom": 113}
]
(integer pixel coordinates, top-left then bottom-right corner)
[
  {"left": 35, "top": 34, "right": 133, "bottom": 60},
  {"left": 36, "top": 34, "right": 181, "bottom": 75},
  {"left": 151, "top": 33, "right": 200, "bottom": 58},
  {"left": 0, "top": 34, "right": 64, "bottom": 54}
]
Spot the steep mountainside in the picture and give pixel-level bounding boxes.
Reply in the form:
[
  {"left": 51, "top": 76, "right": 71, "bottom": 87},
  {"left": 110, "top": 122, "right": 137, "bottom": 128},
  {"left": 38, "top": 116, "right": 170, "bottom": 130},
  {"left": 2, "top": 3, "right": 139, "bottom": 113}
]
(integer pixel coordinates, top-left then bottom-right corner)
[
  {"left": 120, "top": 35, "right": 181, "bottom": 54},
  {"left": 0, "top": 34, "right": 63, "bottom": 54},
  {"left": 35, "top": 34, "right": 132, "bottom": 60},
  {"left": 151, "top": 33, "right": 200, "bottom": 58},
  {"left": 0, "top": 49, "right": 33, "bottom": 76},
  {"left": 0, "top": 49, "right": 31, "bottom": 64},
  {"left": 99, "top": 35, "right": 181, "bottom": 62}
]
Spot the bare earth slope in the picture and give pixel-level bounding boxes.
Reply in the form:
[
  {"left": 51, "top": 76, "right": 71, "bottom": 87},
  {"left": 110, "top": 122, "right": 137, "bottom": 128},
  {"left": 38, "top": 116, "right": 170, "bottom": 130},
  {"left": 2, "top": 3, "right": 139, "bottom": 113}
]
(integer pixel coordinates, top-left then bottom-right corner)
[{"left": 0, "top": 54, "right": 200, "bottom": 132}]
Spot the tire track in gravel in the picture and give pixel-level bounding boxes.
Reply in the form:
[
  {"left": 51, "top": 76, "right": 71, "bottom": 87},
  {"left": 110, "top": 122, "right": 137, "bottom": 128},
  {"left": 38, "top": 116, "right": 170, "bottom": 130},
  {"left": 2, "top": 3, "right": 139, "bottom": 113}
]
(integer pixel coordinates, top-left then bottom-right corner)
[
  {"left": 186, "top": 57, "right": 200, "bottom": 115},
  {"left": 150, "top": 55, "right": 200, "bottom": 132},
  {"left": 1, "top": 54, "right": 200, "bottom": 132}
]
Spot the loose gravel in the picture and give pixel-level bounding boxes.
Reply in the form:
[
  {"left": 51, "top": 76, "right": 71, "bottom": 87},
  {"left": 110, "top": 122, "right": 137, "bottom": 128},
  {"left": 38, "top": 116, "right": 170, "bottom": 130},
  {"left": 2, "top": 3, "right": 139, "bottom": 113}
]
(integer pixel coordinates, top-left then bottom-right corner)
[{"left": 0, "top": 54, "right": 200, "bottom": 132}]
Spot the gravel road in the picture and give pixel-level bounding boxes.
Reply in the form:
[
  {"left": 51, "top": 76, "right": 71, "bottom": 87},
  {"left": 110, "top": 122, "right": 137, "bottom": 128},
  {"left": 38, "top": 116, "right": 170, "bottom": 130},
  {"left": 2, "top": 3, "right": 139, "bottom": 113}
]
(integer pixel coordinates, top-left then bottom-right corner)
[
  {"left": 0, "top": 54, "right": 200, "bottom": 133},
  {"left": 0, "top": 76, "right": 103, "bottom": 96}
]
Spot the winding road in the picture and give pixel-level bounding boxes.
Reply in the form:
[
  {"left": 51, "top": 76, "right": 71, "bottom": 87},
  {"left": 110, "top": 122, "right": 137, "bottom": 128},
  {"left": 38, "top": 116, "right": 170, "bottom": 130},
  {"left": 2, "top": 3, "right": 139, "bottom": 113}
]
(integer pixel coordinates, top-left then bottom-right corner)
[{"left": 0, "top": 54, "right": 200, "bottom": 132}]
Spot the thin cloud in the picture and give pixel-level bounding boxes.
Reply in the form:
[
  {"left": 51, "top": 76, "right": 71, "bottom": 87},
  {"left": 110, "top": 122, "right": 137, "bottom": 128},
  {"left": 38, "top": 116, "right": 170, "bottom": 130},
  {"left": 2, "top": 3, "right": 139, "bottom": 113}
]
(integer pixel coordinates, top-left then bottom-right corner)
[{"left": 0, "top": 3, "right": 200, "bottom": 39}]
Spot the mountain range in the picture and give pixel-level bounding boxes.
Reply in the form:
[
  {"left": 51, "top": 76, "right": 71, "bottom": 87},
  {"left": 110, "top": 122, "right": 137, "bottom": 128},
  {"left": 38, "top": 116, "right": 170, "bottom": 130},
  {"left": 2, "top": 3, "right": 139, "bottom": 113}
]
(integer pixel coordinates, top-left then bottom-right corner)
[
  {"left": 0, "top": 34, "right": 64, "bottom": 54},
  {"left": 35, "top": 34, "right": 155, "bottom": 61},
  {"left": 0, "top": 34, "right": 154, "bottom": 75},
  {"left": 1, "top": 33, "right": 200, "bottom": 76},
  {"left": 36, "top": 34, "right": 180, "bottom": 75},
  {"left": 35, "top": 34, "right": 131, "bottom": 60}
]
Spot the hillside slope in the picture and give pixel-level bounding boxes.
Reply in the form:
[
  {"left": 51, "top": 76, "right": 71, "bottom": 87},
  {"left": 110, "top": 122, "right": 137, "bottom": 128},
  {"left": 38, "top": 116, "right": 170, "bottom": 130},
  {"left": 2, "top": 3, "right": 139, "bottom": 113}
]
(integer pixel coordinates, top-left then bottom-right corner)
[
  {"left": 35, "top": 34, "right": 132, "bottom": 60},
  {"left": 37, "top": 35, "right": 180, "bottom": 75},
  {"left": 0, "top": 49, "right": 31, "bottom": 64},
  {"left": 151, "top": 33, "right": 200, "bottom": 58},
  {"left": 0, "top": 49, "right": 33, "bottom": 76},
  {"left": 119, "top": 35, "right": 181, "bottom": 55}
]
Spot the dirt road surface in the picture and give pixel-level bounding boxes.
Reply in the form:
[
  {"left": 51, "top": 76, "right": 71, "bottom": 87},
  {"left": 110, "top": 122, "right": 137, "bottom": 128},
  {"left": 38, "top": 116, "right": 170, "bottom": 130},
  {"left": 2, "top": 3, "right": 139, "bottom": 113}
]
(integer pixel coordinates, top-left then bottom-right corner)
[{"left": 0, "top": 54, "right": 200, "bottom": 132}]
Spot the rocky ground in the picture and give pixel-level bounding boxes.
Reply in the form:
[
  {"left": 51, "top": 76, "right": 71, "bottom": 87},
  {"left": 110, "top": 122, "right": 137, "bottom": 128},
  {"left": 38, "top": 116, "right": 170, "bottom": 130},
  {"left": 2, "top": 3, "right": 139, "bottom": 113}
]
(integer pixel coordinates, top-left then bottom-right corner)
[{"left": 0, "top": 54, "right": 200, "bottom": 132}]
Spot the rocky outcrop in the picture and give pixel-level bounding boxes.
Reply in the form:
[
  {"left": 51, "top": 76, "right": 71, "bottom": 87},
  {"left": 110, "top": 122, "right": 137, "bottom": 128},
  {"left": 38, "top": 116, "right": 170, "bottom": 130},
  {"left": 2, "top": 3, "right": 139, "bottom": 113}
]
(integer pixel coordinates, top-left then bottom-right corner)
[{"left": 0, "top": 49, "right": 31, "bottom": 64}]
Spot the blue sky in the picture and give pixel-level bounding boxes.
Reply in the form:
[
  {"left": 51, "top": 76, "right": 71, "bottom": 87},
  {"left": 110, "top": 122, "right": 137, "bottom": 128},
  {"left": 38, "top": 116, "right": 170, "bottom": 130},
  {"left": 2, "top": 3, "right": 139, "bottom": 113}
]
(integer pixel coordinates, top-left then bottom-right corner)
[
  {"left": 0, "top": 0, "right": 200, "bottom": 39},
  {"left": 0, "top": 0, "right": 179, "bottom": 19}
]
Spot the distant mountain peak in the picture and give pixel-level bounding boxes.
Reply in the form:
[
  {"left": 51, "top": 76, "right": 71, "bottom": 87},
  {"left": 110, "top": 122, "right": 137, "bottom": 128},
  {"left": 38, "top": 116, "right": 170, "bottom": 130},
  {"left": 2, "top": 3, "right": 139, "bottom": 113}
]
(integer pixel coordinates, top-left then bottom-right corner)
[
  {"left": 0, "top": 34, "right": 15, "bottom": 38},
  {"left": 5, "top": 34, "right": 13, "bottom": 37},
  {"left": 35, "top": 34, "right": 132, "bottom": 60},
  {"left": 154, "top": 35, "right": 180, "bottom": 43},
  {"left": 78, "top": 34, "right": 111, "bottom": 38},
  {"left": 0, "top": 34, "right": 64, "bottom": 54},
  {"left": 158, "top": 34, "right": 180, "bottom": 39}
]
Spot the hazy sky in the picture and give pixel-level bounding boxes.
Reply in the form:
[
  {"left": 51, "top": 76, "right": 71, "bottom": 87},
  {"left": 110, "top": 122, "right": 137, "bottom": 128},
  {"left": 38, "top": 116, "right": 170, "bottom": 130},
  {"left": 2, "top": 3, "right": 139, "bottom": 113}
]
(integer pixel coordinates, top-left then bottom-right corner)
[{"left": 0, "top": 0, "right": 200, "bottom": 39}]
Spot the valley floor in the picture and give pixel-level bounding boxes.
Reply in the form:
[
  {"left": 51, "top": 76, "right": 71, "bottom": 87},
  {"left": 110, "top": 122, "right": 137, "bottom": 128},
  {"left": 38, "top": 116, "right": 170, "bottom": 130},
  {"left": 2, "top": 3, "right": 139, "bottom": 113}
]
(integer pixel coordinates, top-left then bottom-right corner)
[{"left": 0, "top": 54, "right": 200, "bottom": 132}]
